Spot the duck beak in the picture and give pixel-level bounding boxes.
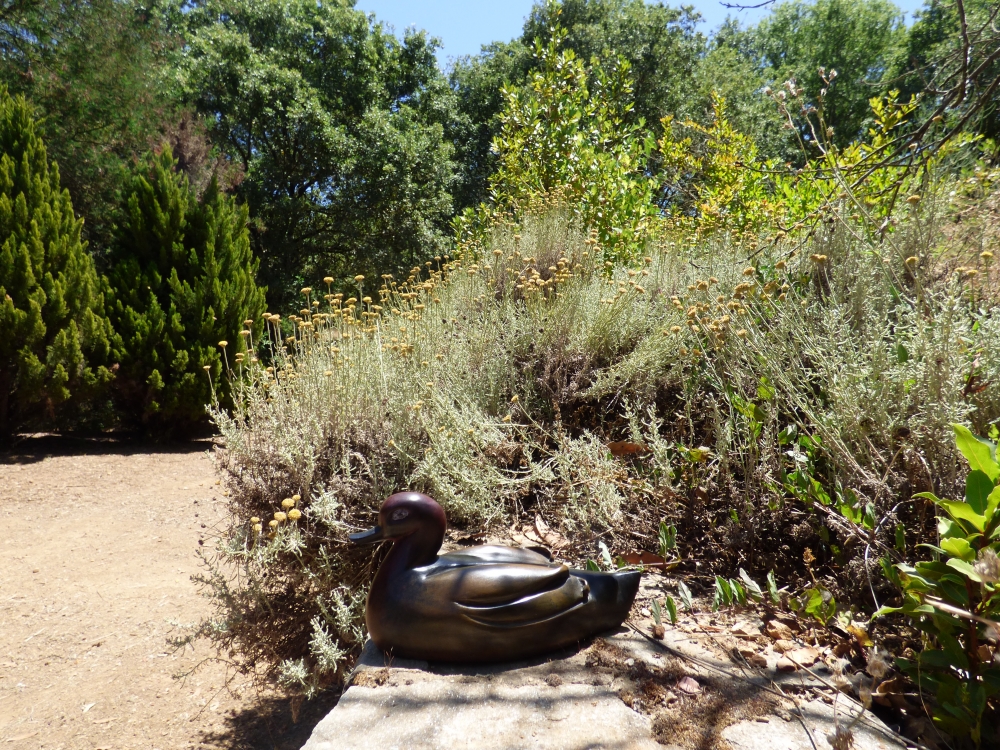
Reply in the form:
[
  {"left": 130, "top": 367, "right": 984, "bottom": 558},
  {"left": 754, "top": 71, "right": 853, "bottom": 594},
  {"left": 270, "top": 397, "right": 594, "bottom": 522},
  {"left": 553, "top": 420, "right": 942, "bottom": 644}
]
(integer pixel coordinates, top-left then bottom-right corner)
[{"left": 349, "top": 525, "right": 385, "bottom": 544}]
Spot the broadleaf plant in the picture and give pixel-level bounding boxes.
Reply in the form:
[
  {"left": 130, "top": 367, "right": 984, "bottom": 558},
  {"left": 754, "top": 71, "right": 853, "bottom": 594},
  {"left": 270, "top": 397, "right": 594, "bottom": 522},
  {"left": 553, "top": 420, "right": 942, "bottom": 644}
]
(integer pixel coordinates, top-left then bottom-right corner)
[{"left": 878, "top": 424, "right": 1000, "bottom": 746}]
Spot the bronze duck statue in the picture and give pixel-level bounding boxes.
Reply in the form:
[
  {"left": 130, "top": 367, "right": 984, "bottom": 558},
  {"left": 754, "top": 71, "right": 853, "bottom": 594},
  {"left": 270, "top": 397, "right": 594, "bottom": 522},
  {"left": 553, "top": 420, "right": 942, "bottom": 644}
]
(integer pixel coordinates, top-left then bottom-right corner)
[{"left": 350, "top": 492, "right": 641, "bottom": 662}]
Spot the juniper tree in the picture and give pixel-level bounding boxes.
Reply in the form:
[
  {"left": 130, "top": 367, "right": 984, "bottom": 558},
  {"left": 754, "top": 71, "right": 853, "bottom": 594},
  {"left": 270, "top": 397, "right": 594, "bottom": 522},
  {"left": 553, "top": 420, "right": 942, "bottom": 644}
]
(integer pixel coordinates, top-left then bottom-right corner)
[
  {"left": 107, "top": 146, "right": 266, "bottom": 434},
  {"left": 0, "top": 87, "right": 114, "bottom": 440}
]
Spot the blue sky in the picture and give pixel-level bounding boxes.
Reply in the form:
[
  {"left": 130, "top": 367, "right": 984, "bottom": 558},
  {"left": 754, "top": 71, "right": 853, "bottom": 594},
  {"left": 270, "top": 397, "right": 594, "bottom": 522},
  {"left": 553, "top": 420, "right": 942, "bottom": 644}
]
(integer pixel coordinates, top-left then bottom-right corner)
[{"left": 354, "top": 0, "right": 929, "bottom": 67}]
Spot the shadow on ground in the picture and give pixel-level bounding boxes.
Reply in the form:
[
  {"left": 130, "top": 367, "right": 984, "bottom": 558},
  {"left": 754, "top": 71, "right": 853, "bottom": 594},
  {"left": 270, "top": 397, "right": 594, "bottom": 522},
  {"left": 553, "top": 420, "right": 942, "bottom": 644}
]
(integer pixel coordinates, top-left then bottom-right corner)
[
  {"left": 1, "top": 432, "right": 218, "bottom": 463},
  {"left": 199, "top": 690, "right": 342, "bottom": 750}
]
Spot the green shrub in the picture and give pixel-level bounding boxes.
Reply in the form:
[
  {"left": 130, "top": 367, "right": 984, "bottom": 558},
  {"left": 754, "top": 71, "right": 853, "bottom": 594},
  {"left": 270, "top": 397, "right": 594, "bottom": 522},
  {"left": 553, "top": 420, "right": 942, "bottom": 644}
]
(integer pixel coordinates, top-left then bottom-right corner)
[
  {"left": 107, "top": 146, "right": 266, "bottom": 434},
  {"left": 0, "top": 87, "right": 114, "bottom": 440},
  {"left": 456, "top": 27, "right": 659, "bottom": 264},
  {"left": 879, "top": 424, "right": 1000, "bottom": 747}
]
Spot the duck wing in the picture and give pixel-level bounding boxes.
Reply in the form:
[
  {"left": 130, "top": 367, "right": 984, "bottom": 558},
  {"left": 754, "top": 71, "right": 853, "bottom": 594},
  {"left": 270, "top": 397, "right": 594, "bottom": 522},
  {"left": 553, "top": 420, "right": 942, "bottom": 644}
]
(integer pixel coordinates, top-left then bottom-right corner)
[
  {"left": 423, "top": 562, "right": 570, "bottom": 606},
  {"left": 439, "top": 545, "right": 552, "bottom": 565},
  {"left": 456, "top": 573, "right": 590, "bottom": 628}
]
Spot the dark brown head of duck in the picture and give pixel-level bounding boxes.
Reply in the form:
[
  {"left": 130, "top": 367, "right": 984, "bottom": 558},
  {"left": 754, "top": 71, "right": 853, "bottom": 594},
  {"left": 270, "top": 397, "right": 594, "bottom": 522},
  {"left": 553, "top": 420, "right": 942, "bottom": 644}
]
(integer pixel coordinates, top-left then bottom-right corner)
[{"left": 349, "top": 491, "right": 447, "bottom": 567}]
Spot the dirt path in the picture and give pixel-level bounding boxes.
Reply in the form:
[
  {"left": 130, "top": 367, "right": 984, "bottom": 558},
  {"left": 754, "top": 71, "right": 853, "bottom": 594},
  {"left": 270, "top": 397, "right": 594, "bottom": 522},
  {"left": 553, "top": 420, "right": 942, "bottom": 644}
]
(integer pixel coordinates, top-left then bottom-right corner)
[{"left": 0, "top": 437, "right": 335, "bottom": 750}]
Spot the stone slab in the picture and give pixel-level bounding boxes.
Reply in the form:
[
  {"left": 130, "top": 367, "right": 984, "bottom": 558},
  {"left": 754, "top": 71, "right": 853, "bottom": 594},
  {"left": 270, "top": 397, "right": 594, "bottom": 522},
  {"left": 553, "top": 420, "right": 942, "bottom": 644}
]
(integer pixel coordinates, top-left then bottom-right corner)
[
  {"left": 303, "top": 638, "right": 660, "bottom": 750},
  {"left": 303, "top": 629, "right": 913, "bottom": 750},
  {"left": 723, "top": 698, "right": 909, "bottom": 750}
]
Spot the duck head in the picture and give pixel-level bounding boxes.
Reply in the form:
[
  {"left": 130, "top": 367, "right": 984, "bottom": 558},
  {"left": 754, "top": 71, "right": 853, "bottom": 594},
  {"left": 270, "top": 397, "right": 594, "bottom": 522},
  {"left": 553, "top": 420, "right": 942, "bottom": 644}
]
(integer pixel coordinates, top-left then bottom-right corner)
[{"left": 349, "top": 492, "right": 447, "bottom": 564}]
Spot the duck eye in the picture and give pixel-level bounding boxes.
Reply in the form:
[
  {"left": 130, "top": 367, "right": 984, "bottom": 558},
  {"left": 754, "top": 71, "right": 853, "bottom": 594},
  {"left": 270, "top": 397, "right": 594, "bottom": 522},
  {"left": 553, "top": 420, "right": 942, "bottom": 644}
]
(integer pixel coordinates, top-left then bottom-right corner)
[{"left": 390, "top": 508, "right": 409, "bottom": 521}]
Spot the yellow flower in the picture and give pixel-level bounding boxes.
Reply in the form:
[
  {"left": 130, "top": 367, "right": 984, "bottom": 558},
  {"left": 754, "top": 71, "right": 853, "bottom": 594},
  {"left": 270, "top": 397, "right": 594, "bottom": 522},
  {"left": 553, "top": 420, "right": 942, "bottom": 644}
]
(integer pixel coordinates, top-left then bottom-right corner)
[
  {"left": 281, "top": 498, "right": 295, "bottom": 510},
  {"left": 250, "top": 516, "right": 261, "bottom": 524},
  {"left": 301, "top": 287, "right": 312, "bottom": 295},
  {"left": 737, "top": 329, "right": 748, "bottom": 338},
  {"left": 324, "top": 276, "right": 334, "bottom": 284},
  {"left": 981, "top": 251, "right": 994, "bottom": 262},
  {"left": 354, "top": 275, "right": 365, "bottom": 282},
  {"left": 502, "top": 414, "right": 512, "bottom": 423},
  {"left": 288, "top": 509, "right": 302, "bottom": 521},
  {"left": 906, "top": 194, "right": 921, "bottom": 204},
  {"left": 670, "top": 326, "right": 681, "bottom": 333},
  {"left": 742, "top": 267, "right": 756, "bottom": 276},
  {"left": 253, "top": 523, "right": 263, "bottom": 534},
  {"left": 218, "top": 340, "right": 228, "bottom": 348},
  {"left": 274, "top": 511, "right": 287, "bottom": 523},
  {"left": 905, "top": 256, "right": 919, "bottom": 267},
  {"left": 269, "top": 519, "right": 279, "bottom": 529},
  {"left": 510, "top": 395, "right": 519, "bottom": 403}
]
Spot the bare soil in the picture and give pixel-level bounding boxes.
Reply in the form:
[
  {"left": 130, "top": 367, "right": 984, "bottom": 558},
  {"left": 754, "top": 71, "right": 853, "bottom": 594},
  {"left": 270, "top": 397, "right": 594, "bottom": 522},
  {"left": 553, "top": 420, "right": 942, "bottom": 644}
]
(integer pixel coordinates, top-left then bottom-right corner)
[{"left": 0, "top": 436, "right": 336, "bottom": 750}]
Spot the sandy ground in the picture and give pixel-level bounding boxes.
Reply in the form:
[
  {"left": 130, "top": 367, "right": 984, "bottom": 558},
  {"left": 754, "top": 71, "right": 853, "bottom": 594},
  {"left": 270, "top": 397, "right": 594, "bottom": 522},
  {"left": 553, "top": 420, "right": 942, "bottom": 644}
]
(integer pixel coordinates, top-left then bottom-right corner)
[{"left": 0, "top": 436, "right": 336, "bottom": 750}]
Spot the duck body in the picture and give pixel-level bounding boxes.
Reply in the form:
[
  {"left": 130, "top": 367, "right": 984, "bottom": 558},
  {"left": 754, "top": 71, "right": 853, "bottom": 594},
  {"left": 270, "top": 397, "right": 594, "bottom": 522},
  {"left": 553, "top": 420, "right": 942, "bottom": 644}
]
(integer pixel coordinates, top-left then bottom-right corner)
[{"left": 351, "top": 492, "right": 641, "bottom": 662}]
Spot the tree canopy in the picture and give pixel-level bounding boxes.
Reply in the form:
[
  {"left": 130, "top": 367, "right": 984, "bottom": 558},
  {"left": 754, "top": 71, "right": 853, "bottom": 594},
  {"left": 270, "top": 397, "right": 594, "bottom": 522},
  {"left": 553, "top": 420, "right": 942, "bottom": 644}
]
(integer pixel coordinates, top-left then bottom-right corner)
[{"left": 175, "top": 0, "right": 458, "bottom": 307}]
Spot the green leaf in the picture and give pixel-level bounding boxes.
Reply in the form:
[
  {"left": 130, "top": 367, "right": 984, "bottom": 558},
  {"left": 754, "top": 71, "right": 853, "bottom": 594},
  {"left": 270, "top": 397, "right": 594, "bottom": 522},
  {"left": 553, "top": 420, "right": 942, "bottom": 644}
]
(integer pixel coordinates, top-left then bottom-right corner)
[
  {"left": 940, "top": 501, "right": 986, "bottom": 534},
  {"left": 731, "top": 579, "right": 747, "bottom": 606},
  {"left": 665, "top": 595, "right": 678, "bottom": 625},
  {"left": 803, "top": 585, "right": 836, "bottom": 624},
  {"left": 739, "top": 569, "right": 763, "bottom": 602},
  {"left": 658, "top": 522, "right": 677, "bottom": 555},
  {"left": 940, "top": 536, "right": 976, "bottom": 562},
  {"left": 766, "top": 570, "right": 780, "bottom": 603},
  {"left": 599, "top": 541, "right": 613, "bottom": 569},
  {"left": 939, "top": 517, "right": 964, "bottom": 540},
  {"left": 757, "top": 376, "right": 775, "bottom": 401},
  {"left": 965, "top": 470, "right": 994, "bottom": 514},
  {"left": 585, "top": 559, "right": 601, "bottom": 571},
  {"left": 953, "top": 424, "right": 999, "bottom": 481},
  {"left": 987, "top": 486, "right": 1000, "bottom": 525},
  {"left": 871, "top": 605, "right": 902, "bottom": 619},
  {"left": 714, "top": 576, "right": 732, "bottom": 609},
  {"left": 894, "top": 523, "right": 906, "bottom": 551},
  {"left": 651, "top": 598, "right": 662, "bottom": 625},
  {"left": 677, "top": 581, "right": 694, "bottom": 613},
  {"left": 945, "top": 557, "right": 982, "bottom": 583}
]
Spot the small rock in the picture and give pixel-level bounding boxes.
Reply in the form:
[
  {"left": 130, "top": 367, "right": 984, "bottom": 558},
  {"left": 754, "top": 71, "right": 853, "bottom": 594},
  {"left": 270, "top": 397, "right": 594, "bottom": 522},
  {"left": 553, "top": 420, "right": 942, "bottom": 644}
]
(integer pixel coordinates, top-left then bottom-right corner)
[
  {"left": 785, "top": 647, "right": 820, "bottom": 667},
  {"left": 747, "top": 653, "right": 768, "bottom": 668},
  {"left": 772, "top": 639, "right": 797, "bottom": 654},
  {"left": 776, "top": 656, "right": 798, "bottom": 672},
  {"left": 664, "top": 690, "right": 678, "bottom": 703},
  {"left": 731, "top": 619, "right": 762, "bottom": 637},
  {"left": 677, "top": 676, "right": 700, "bottom": 695},
  {"left": 545, "top": 673, "right": 563, "bottom": 687},
  {"left": 640, "top": 608, "right": 651, "bottom": 617},
  {"left": 766, "top": 620, "right": 793, "bottom": 640},
  {"left": 651, "top": 624, "right": 665, "bottom": 639}
]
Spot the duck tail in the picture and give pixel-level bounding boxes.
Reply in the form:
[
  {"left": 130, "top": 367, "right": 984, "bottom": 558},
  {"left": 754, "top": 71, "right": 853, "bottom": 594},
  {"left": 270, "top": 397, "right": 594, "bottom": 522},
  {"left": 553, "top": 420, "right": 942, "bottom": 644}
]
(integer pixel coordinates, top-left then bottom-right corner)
[{"left": 613, "top": 570, "right": 641, "bottom": 611}]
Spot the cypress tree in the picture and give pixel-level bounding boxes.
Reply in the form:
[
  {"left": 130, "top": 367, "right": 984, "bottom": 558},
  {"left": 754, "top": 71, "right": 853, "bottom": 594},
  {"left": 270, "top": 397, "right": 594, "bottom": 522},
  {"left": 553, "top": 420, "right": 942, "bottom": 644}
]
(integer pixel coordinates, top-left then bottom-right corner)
[
  {"left": 0, "top": 87, "right": 114, "bottom": 440},
  {"left": 108, "top": 146, "right": 266, "bottom": 434}
]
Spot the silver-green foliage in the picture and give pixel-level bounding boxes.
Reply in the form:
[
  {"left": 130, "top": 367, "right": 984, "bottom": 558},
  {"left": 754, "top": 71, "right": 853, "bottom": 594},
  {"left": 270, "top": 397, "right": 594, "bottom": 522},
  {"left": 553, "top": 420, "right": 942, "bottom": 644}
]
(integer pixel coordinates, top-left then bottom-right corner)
[{"left": 203, "top": 204, "right": 1000, "bottom": 695}]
